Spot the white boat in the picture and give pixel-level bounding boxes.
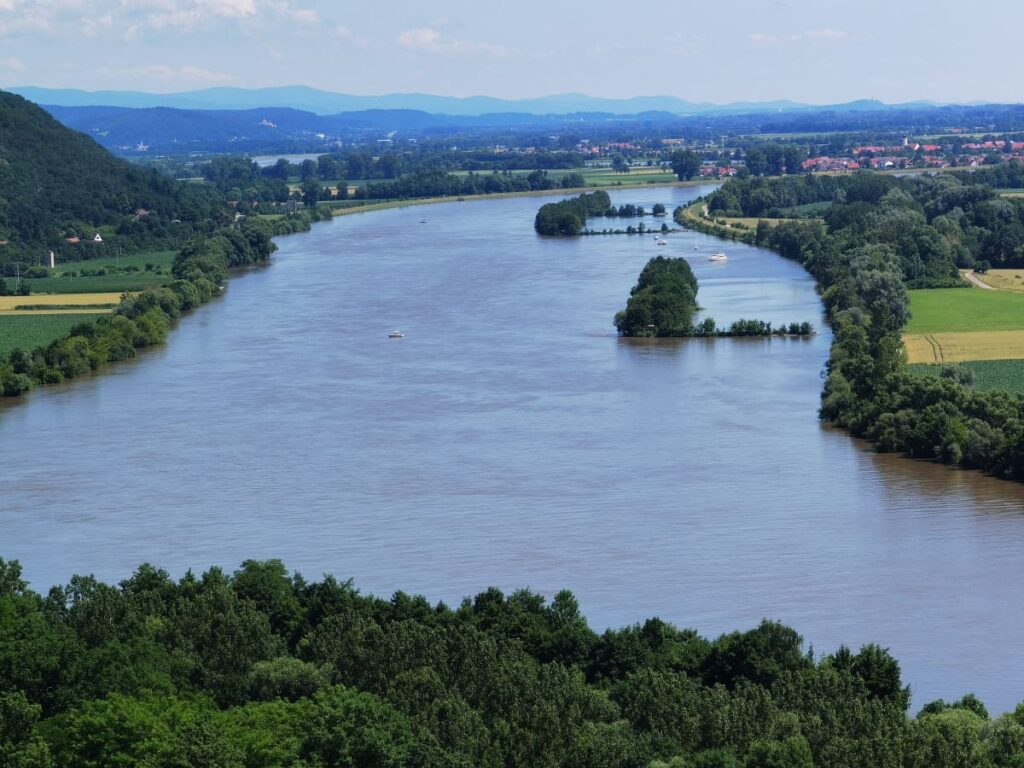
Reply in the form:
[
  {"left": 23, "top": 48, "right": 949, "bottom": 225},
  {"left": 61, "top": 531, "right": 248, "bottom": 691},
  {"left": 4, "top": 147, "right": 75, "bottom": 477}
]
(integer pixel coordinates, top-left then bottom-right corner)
[
  {"left": 708, "top": 251, "right": 728, "bottom": 262},
  {"left": 388, "top": 330, "right": 404, "bottom": 338},
  {"left": 655, "top": 238, "right": 668, "bottom": 246},
  {"left": 693, "top": 245, "right": 699, "bottom": 251}
]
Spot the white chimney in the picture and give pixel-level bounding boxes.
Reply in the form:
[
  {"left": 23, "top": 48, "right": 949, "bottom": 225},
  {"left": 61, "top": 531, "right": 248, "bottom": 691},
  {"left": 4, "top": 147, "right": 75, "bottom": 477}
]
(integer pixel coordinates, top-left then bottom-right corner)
[{"left": 48, "top": 251, "right": 55, "bottom": 269}]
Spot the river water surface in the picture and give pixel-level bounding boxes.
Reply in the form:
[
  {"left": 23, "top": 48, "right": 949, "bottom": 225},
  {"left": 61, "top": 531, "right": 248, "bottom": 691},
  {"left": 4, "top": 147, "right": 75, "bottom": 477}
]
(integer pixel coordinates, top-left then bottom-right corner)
[{"left": 4, "top": 186, "right": 1024, "bottom": 711}]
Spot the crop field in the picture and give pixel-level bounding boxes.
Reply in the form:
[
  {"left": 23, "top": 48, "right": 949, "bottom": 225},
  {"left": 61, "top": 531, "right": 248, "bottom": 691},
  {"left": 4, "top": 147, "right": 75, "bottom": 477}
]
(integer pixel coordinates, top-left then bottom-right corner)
[
  {"left": 51, "top": 249, "right": 176, "bottom": 275},
  {"left": 903, "top": 330, "right": 1024, "bottom": 363},
  {"left": 905, "top": 287, "right": 1024, "bottom": 334},
  {"left": 0, "top": 314, "right": 106, "bottom": 356},
  {"left": 26, "top": 273, "right": 168, "bottom": 294},
  {"left": 909, "top": 360, "right": 1024, "bottom": 394},
  {"left": 0, "top": 293, "right": 124, "bottom": 314},
  {"left": 973, "top": 269, "right": 1024, "bottom": 293}
]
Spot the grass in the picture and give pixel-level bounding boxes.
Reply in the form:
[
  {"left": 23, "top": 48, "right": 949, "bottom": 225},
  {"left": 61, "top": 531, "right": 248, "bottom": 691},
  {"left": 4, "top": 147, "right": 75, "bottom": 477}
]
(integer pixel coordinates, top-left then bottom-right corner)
[
  {"left": 973, "top": 270, "right": 1024, "bottom": 292},
  {"left": 26, "top": 273, "right": 170, "bottom": 294},
  {"left": 51, "top": 250, "right": 176, "bottom": 275},
  {"left": 905, "top": 287, "right": 1024, "bottom": 334},
  {"left": 909, "top": 360, "right": 1024, "bottom": 394},
  {"left": 903, "top": 330, "right": 1024, "bottom": 363},
  {"left": 0, "top": 293, "right": 125, "bottom": 313},
  {"left": 0, "top": 314, "right": 107, "bottom": 356}
]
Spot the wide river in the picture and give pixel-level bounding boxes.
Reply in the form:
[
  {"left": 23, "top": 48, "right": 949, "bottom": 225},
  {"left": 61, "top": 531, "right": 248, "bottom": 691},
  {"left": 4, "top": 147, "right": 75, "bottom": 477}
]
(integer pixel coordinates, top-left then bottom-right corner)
[{"left": 4, "top": 186, "right": 1024, "bottom": 711}]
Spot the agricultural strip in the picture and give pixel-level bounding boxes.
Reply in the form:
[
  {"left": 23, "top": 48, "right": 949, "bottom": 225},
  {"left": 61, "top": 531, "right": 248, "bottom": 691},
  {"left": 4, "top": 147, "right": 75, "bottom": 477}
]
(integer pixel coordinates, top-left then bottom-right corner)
[
  {"left": 909, "top": 360, "right": 1024, "bottom": 395},
  {"left": 903, "top": 330, "right": 1024, "bottom": 363},
  {"left": 0, "top": 293, "right": 125, "bottom": 313},
  {"left": 905, "top": 288, "right": 1024, "bottom": 334},
  {"left": 0, "top": 314, "right": 107, "bottom": 357}
]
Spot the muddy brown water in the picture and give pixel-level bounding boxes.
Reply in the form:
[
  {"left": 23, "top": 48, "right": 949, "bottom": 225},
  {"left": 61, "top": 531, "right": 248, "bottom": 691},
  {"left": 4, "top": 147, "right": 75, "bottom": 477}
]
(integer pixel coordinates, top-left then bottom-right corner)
[{"left": 3, "top": 186, "right": 1024, "bottom": 710}]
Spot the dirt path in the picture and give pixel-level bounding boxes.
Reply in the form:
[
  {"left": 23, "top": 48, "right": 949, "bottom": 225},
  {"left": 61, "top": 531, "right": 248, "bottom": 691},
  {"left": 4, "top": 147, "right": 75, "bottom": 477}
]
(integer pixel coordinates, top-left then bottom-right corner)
[{"left": 962, "top": 270, "right": 997, "bottom": 290}]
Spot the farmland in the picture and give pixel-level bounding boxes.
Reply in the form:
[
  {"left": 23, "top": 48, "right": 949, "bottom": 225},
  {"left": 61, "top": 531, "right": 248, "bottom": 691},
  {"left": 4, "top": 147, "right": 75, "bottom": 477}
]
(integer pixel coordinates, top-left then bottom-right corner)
[
  {"left": 903, "top": 330, "right": 1024, "bottom": 363},
  {"left": 973, "top": 269, "right": 1024, "bottom": 293},
  {"left": 0, "top": 292, "right": 125, "bottom": 313},
  {"left": 909, "top": 360, "right": 1024, "bottom": 394},
  {"left": 21, "top": 249, "right": 177, "bottom": 294},
  {"left": 904, "top": 287, "right": 1024, "bottom": 334},
  {"left": 26, "top": 273, "right": 170, "bottom": 294},
  {"left": 0, "top": 314, "right": 107, "bottom": 357}
]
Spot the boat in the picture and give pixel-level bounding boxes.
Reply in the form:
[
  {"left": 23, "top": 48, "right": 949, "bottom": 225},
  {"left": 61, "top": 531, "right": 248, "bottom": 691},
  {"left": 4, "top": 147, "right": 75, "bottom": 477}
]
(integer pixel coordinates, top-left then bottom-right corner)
[
  {"left": 708, "top": 251, "right": 728, "bottom": 262},
  {"left": 693, "top": 245, "right": 699, "bottom": 250},
  {"left": 655, "top": 238, "right": 668, "bottom": 246},
  {"left": 388, "top": 330, "right": 404, "bottom": 338}
]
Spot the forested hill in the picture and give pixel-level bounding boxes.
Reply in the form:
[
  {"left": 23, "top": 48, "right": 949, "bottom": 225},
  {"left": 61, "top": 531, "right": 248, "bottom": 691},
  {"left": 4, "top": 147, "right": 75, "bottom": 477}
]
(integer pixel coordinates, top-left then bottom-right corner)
[{"left": 0, "top": 90, "right": 223, "bottom": 256}]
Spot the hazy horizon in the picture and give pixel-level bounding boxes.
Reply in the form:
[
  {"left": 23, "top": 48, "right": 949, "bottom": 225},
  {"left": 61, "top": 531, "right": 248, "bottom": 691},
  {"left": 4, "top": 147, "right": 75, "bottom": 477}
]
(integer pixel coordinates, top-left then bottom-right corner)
[{"left": 1, "top": 0, "right": 1021, "bottom": 105}]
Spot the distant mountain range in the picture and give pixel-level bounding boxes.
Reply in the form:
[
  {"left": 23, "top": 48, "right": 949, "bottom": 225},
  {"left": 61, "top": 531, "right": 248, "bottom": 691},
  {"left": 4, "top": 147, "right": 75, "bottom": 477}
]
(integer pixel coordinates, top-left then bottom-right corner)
[{"left": 7, "top": 86, "right": 943, "bottom": 117}]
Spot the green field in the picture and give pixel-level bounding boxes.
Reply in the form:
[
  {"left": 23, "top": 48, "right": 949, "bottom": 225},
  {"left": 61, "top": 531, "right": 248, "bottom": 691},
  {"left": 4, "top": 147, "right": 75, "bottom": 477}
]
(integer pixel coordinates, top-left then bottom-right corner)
[
  {"left": 909, "top": 360, "right": 1024, "bottom": 394},
  {"left": 0, "top": 314, "right": 106, "bottom": 356},
  {"left": 51, "top": 249, "right": 176, "bottom": 275},
  {"left": 28, "top": 273, "right": 170, "bottom": 294},
  {"left": 905, "top": 287, "right": 1024, "bottom": 334},
  {"left": 22, "top": 249, "right": 177, "bottom": 294}
]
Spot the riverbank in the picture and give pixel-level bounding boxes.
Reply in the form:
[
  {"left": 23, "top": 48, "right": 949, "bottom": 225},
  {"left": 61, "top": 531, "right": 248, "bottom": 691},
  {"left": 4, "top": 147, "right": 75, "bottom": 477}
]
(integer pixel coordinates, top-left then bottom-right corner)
[{"left": 327, "top": 178, "right": 716, "bottom": 218}]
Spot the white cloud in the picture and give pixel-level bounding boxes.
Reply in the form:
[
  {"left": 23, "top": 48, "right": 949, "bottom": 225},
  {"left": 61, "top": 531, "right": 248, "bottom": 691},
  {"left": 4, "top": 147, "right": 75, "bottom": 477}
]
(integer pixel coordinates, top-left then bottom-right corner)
[
  {"left": 804, "top": 28, "right": 847, "bottom": 41},
  {"left": 749, "top": 28, "right": 848, "bottom": 44},
  {"left": 196, "top": 0, "right": 257, "bottom": 18},
  {"left": 81, "top": 13, "right": 113, "bottom": 35},
  {"left": 1, "top": 56, "right": 24, "bottom": 71},
  {"left": 397, "top": 27, "right": 508, "bottom": 58}
]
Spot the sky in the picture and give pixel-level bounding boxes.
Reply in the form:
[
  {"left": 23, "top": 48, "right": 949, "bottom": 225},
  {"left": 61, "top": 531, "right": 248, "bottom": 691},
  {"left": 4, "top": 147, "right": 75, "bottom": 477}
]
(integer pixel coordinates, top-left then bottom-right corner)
[{"left": 0, "top": 0, "right": 1019, "bottom": 105}]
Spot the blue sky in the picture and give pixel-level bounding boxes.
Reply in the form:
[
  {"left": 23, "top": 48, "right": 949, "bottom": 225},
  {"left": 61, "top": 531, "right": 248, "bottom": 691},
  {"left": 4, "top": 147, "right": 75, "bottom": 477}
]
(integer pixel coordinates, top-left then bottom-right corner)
[{"left": 0, "top": 0, "right": 1017, "bottom": 104}]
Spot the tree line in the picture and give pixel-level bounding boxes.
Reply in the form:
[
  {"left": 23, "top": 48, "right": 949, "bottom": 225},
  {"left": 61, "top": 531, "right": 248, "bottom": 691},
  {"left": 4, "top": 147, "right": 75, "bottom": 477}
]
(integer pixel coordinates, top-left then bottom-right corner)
[
  {"left": 684, "top": 169, "right": 1024, "bottom": 480},
  {"left": 0, "top": 212, "right": 323, "bottom": 398},
  {"left": 4, "top": 555, "right": 1022, "bottom": 768}
]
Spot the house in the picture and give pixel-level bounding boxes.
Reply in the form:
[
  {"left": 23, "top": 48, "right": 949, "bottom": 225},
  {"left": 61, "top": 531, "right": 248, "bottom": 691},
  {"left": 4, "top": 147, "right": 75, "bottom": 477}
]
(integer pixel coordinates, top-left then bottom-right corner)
[
  {"left": 66, "top": 236, "right": 80, "bottom": 244},
  {"left": 93, "top": 233, "right": 103, "bottom": 243}
]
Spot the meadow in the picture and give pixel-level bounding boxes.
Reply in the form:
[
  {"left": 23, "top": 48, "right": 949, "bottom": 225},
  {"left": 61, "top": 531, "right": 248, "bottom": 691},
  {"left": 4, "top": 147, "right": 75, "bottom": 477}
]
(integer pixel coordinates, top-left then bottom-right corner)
[
  {"left": 905, "top": 287, "right": 1024, "bottom": 334},
  {"left": 0, "top": 313, "right": 106, "bottom": 356}
]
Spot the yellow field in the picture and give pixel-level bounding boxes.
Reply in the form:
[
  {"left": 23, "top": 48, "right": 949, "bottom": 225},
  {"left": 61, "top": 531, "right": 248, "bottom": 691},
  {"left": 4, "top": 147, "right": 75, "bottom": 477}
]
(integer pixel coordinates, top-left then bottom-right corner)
[
  {"left": 0, "top": 292, "right": 124, "bottom": 315},
  {"left": 974, "top": 270, "right": 1024, "bottom": 292},
  {"left": 903, "top": 330, "right": 1024, "bottom": 363}
]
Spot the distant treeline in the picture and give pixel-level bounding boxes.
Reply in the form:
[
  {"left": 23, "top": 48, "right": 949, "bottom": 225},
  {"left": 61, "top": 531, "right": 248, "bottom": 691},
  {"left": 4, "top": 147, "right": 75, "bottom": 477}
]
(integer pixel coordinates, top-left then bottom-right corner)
[
  {"left": 684, "top": 168, "right": 1024, "bottom": 479},
  {"left": 4, "top": 555, "right": 1022, "bottom": 767},
  {"left": 0, "top": 210, "right": 324, "bottom": 397},
  {"left": 356, "top": 169, "right": 586, "bottom": 200},
  {"left": 614, "top": 256, "right": 813, "bottom": 338}
]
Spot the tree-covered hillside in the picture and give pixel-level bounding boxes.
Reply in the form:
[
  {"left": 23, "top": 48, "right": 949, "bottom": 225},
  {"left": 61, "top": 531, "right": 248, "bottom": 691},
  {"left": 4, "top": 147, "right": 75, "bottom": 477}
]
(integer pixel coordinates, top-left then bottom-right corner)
[
  {"left": 0, "top": 90, "right": 224, "bottom": 264},
  {"left": 4, "top": 557, "right": 1021, "bottom": 768}
]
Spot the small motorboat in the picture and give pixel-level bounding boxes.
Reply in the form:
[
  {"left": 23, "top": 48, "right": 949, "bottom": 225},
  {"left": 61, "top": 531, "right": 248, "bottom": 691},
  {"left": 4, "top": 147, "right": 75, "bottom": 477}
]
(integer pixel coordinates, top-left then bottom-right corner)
[
  {"left": 708, "top": 251, "right": 728, "bottom": 262},
  {"left": 388, "top": 330, "right": 404, "bottom": 338},
  {"left": 693, "top": 245, "right": 699, "bottom": 251},
  {"left": 655, "top": 238, "right": 668, "bottom": 246}
]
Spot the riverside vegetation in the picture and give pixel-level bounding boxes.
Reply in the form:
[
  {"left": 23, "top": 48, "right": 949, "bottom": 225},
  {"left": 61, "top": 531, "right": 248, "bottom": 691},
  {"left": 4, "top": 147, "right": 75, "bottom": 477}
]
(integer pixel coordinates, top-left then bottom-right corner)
[
  {"left": 614, "top": 256, "right": 813, "bottom": 339},
  {"left": 4, "top": 556, "right": 1024, "bottom": 768},
  {"left": 0, "top": 210, "right": 325, "bottom": 397},
  {"left": 680, "top": 167, "right": 1024, "bottom": 479}
]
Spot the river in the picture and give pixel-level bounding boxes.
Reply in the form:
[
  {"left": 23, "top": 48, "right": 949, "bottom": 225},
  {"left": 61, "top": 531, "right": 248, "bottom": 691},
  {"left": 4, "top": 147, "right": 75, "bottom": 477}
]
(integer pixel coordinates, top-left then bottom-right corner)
[{"left": 3, "top": 185, "right": 1024, "bottom": 711}]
